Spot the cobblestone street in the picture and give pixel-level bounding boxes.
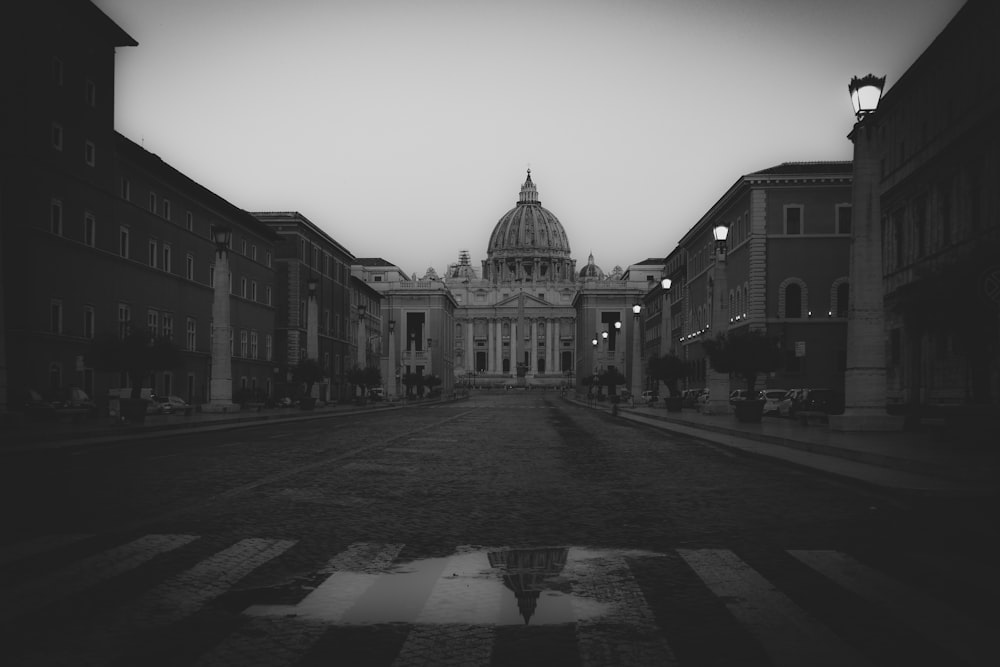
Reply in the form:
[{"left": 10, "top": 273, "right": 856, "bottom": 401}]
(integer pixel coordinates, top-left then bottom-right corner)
[{"left": 1, "top": 393, "right": 995, "bottom": 666}]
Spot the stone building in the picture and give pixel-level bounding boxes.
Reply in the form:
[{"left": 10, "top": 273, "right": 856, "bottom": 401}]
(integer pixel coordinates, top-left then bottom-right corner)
[{"left": 870, "top": 0, "right": 1000, "bottom": 412}]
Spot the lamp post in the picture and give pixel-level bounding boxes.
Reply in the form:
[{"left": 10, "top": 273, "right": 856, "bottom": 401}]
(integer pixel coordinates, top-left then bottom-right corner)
[
  {"left": 356, "top": 303, "right": 366, "bottom": 367},
  {"left": 631, "top": 303, "right": 642, "bottom": 399},
  {"left": 205, "top": 227, "right": 238, "bottom": 412},
  {"left": 388, "top": 319, "right": 396, "bottom": 400},
  {"left": 830, "top": 74, "right": 902, "bottom": 431},
  {"left": 704, "top": 222, "right": 730, "bottom": 415}
]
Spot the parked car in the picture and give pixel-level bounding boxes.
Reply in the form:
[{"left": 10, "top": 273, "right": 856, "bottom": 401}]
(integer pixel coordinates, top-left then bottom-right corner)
[
  {"left": 368, "top": 387, "right": 385, "bottom": 401},
  {"left": 48, "top": 386, "right": 97, "bottom": 413},
  {"left": 799, "top": 388, "right": 845, "bottom": 415},
  {"left": 777, "top": 388, "right": 834, "bottom": 417},
  {"left": 640, "top": 390, "right": 657, "bottom": 405},
  {"left": 759, "top": 389, "right": 787, "bottom": 416},
  {"left": 153, "top": 394, "right": 193, "bottom": 415},
  {"left": 729, "top": 389, "right": 751, "bottom": 402},
  {"left": 14, "top": 389, "right": 57, "bottom": 420}
]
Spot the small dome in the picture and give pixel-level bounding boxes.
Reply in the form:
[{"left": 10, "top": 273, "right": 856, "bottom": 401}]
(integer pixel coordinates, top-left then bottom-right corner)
[{"left": 578, "top": 253, "right": 605, "bottom": 280}]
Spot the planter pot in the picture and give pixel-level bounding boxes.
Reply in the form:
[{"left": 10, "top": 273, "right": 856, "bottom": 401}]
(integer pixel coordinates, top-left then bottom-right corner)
[
  {"left": 120, "top": 398, "right": 148, "bottom": 424},
  {"left": 732, "top": 399, "right": 765, "bottom": 423},
  {"left": 299, "top": 397, "right": 317, "bottom": 410},
  {"left": 664, "top": 396, "right": 683, "bottom": 413}
]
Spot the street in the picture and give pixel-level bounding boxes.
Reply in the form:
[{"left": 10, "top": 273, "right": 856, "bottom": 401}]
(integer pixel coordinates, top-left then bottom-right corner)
[{"left": 0, "top": 393, "right": 996, "bottom": 666}]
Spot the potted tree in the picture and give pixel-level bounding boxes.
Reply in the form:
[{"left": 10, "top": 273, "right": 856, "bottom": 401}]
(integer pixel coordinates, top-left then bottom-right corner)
[
  {"left": 648, "top": 353, "right": 686, "bottom": 412},
  {"left": 89, "top": 327, "right": 182, "bottom": 424},
  {"left": 293, "top": 358, "right": 324, "bottom": 409},
  {"left": 702, "top": 329, "right": 782, "bottom": 423}
]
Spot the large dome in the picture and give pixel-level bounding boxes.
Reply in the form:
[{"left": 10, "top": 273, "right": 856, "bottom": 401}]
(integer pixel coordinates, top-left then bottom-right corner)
[{"left": 483, "top": 171, "right": 576, "bottom": 283}]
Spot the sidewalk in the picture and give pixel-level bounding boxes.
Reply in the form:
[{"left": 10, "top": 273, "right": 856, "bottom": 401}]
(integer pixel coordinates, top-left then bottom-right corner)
[
  {"left": 578, "top": 398, "right": 1000, "bottom": 498},
  {"left": 0, "top": 400, "right": 404, "bottom": 453}
]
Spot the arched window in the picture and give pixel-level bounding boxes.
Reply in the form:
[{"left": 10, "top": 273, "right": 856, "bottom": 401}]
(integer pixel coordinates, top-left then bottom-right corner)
[
  {"left": 785, "top": 284, "right": 802, "bottom": 318},
  {"left": 836, "top": 281, "right": 849, "bottom": 317}
]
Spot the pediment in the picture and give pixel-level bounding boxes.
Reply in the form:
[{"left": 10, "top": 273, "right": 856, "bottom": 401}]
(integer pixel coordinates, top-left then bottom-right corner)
[{"left": 495, "top": 292, "right": 551, "bottom": 308}]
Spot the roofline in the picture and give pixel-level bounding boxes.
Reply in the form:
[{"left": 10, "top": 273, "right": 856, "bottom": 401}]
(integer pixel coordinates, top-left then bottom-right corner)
[
  {"left": 252, "top": 211, "right": 355, "bottom": 259},
  {"left": 115, "top": 132, "right": 279, "bottom": 240}
]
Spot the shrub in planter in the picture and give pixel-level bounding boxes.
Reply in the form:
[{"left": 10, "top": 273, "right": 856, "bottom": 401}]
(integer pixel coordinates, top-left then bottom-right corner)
[{"left": 702, "top": 329, "right": 782, "bottom": 423}]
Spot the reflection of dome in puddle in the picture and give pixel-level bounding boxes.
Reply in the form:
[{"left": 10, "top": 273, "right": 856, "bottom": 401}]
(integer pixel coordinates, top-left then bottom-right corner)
[{"left": 488, "top": 547, "right": 569, "bottom": 624}]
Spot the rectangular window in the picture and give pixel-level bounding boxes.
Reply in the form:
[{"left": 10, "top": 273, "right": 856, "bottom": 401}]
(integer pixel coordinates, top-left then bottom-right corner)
[
  {"left": 240, "top": 330, "right": 248, "bottom": 358},
  {"left": 149, "top": 192, "right": 157, "bottom": 213},
  {"left": 162, "top": 244, "right": 172, "bottom": 273},
  {"left": 186, "top": 318, "right": 197, "bottom": 351},
  {"left": 119, "top": 226, "right": 130, "bottom": 258},
  {"left": 784, "top": 206, "right": 802, "bottom": 234},
  {"left": 162, "top": 313, "right": 173, "bottom": 340},
  {"left": 185, "top": 254, "right": 195, "bottom": 280},
  {"left": 836, "top": 205, "right": 852, "bottom": 235},
  {"left": 147, "top": 309, "right": 159, "bottom": 334},
  {"left": 265, "top": 286, "right": 272, "bottom": 306},
  {"left": 83, "top": 211, "right": 96, "bottom": 247},
  {"left": 242, "top": 239, "right": 248, "bottom": 256},
  {"left": 265, "top": 250, "right": 272, "bottom": 268},
  {"left": 250, "top": 330, "right": 259, "bottom": 359},
  {"left": 84, "top": 306, "right": 95, "bottom": 339},
  {"left": 209, "top": 264, "right": 215, "bottom": 287},
  {"left": 50, "top": 198, "right": 63, "bottom": 235},
  {"left": 50, "top": 299, "right": 63, "bottom": 334},
  {"left": 51, "top": 122, "right": 63, "bottom": 150},
  {"left": 240, "top": 276, "right": 247, "bottom": 298},
  {"left": 162, "top": 199, "right": 171, "bottom": 220},
  {"left": 250, "top": 281, "right": 257, "bottom": 301},
  {"left": 251, "top": 244, "right": 257, "bottom": 261},
  {"left": 85, "top": 79, "right": 97, "bottom": 107},
  {"left": 148, "top": 239, "right": 158, "bottom": 268},
  {"left": 118, "top": 303, "right": 131, "bottom": 338},
  {"left": 121, "top": 178, "right": 131, "bottom": 201},
  {"left": 186, "top": 210, "right": 194, "bottom": 231},
  {"left": 265, "top": 334, "right": 273, "bottom": 361},
  {"left": 84, "top": 140, "right": 95, "bottom": 167}
]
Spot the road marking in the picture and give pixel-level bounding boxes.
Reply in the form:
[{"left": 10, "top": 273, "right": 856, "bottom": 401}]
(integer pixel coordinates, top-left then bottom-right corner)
[
  {"left": 790, "top": 549, "right": 997, "bottom": 667},
  {"left": 0, "top": 533, "right": 198, "bottom": 623},
  {"left": 565, "top": 547, "right": 678, "bottom": 667},
  {"left": 208, "top": 543, "right": 404, "bottom": 666},
  {"left": 0, "top": 533, "right": 94, "bottom": 567},
  {"left": 679, "top": 548, "right": 871, "bottom": 667},
  {"left": 23, "top": 537, "right": 296, "bottom": 666}
]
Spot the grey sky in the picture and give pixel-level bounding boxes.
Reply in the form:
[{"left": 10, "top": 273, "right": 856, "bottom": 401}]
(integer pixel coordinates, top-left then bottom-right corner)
[{"left": 92, "top": 0, "right": 964, "bottom": 276}]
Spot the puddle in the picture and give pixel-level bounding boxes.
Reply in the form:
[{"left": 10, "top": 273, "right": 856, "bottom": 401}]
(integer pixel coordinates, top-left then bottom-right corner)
[{"left": 247, "top": 546, "right": 658, "bottom": 625}]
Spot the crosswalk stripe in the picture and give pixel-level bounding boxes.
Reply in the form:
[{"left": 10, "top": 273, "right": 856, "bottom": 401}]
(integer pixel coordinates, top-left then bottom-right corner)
[
  {"left": 678, "top": 548, "right": 872, "bottom": 667},
  {"left": 0, "top": 533, "right": 198, "bottom": 623},
  {"left": 790, "top": 549, "right": 997, "bottom": 667},
  {"left": 22, "top": 537, "right": 296, "bottom": 666},
  {"left": 0, "top": 533, "right": 94, "bottom": 567},
  {"left": 207, "top": 543, "right": 404, "bottom": 666},
  {"left": 565, "top": 547, "right": 678, "bottom": 667}
]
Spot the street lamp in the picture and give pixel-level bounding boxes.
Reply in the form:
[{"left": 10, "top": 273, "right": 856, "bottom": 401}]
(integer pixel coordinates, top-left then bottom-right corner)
[
  {"left": 849, "top": 74, "right": 885, "bottom": 121},
  {"left": 705, "top": 221, "right": 730, "bottom": 415},
  {"left": 388, "top": 319, "right": 396, "bottom": 399},
  {"left": 631, "top": 303, "right": 642, "bottom": 399},
  {"left": 831, "top": 73, "right": 901, "bottom": 432},
  {"left": 356, "top": 303, "right": 367, "bottom": 367},
  {"left": 306, "top": 275, "right": 319, "bottom": 364}
]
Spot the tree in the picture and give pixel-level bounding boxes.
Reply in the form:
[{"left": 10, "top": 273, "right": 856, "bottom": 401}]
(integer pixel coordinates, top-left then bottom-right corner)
[
  {"left": 598, "top": 367, "right": 627, "bottom": 396},
  {"left": 401, "top": 372, "right": 424, "bottom": 398},
  {"left": 89, "top": 327, "right": 183, "bottom": 399},
  {"left": 646, "top": 353, "right": 686, "bottom": 397},
  {"left": 702, "top": 329, "right": 782, "bottom": 396},
  {"left": 346, "top": 365, "right": 383, "bottom": 400},
  {"left": 424, "top": 374, "right": 442, "bottom": 397},
  {"left": 292, "top": 358, "right": 324, "bottom": 398}
]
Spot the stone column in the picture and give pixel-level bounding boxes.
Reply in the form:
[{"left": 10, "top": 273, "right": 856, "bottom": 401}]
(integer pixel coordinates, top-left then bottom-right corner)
[
  {"left": 530, "top": 319, "right": 538, "bottom": 373},
  {"left": 829, "top": 118, "right": 903, "bottom": 431},
  {"left": 205, "top": 242, "right": 238, "bottom": 412},
  {"left": 546, "top": 319, "right": 554, "bottom": 374},
  {"left": 510, "top": 319, "right": 518, "bottom": 378},
  {"left": 704, "top": 252, "right": 730, "bottom": 415},
  {"left": 495, "top": 319, "right": 503, "bottom": 374},
  {"left": 467, "top": 320, "right": 474, "bottom": 372},
  {"left": 554, "top": 319, "right": 561, "bottom": 372}
]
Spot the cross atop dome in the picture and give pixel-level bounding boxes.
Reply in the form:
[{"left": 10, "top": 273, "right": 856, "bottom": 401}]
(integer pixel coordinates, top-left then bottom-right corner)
[{"left": 518, "top": 169, "right": 539, "bottom": 205}]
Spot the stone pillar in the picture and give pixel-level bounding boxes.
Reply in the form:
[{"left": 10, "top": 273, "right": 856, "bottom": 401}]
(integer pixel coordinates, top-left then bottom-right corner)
[
  {"left": 546, "top": 319, "right": 554, "bottom": 374},
  {"left": 510, "top": 319, "right": 518, "bottom": 378},
  {"left": 388, "top": 323, "right": 397, "bottom": 399},
  {"left": 495, "top": 319, "right": 503, "bottom": 374},
  {"left": 631, "top": 311, "right": 642, "bottom": 399},
  {"left": 467, "top": 320, "right": 474, "bottom": 372},
  {"left": 530, "top": 319, "right": 538, "bottom": 373},
  {"left": 205, "top": 244, "right": 238, "bottom": 412},
  {"left": 554, "top": 319, "right": 561, "bottom": 372},
  {"left": 830, "top": 118, "right": 903, "bottom": 431},
  {"left": 704, "top": 252, "right": 730, "bottom": 415}
]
